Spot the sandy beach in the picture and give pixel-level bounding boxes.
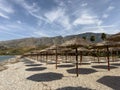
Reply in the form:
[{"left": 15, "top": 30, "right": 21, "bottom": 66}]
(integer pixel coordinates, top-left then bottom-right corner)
[{"left": 0, "top": 57, "right": 120, "bottom": 90}]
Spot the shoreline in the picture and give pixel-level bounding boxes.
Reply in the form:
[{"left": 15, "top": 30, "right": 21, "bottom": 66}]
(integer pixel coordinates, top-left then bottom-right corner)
[{"left": 0, "top": 55, "right": 21, "bottom": 71}]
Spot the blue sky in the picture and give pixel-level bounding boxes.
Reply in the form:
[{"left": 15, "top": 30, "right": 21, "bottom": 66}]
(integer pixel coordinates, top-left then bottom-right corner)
[{"left": 0, "top": 0, "right": 120, "bottom": 41}]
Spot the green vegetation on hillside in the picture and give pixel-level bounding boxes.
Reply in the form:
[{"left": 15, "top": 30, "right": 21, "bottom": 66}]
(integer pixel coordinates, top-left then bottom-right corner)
[{"left": 0, "top": 45, "right": 49, "bottom": 55}]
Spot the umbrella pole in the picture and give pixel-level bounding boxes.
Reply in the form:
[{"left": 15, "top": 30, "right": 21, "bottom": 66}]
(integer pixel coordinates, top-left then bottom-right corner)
[
  {"left": 65, "top": 53, "right": 68, "bottom": 63},
  {"left": 111, "top": 50, "right": 114, "bottom": 62},
  {"left": 37, "top": 54, "right": 38, "bottom": 61},
  {"left": 50, "top": 54, "right": 52, "bottom": 61},
  {"left": 55, "top": 49, "right": 58, "bottom": 69},
  {"left": 94, "top": 49, "right": 96, "bottom": 61},
  {"left": 97, "top": 49, "right": 100, "bottom": 63},
  {"left": 40, "top": 54, "right": 41, "bottom": 62},
  {"left": 80, "top": 51, "right": 82, "bottom": 65},
  {"left": 75, "top": 48, "right": 79, "bottom": 77},
  {"left": 70, "top": 53, "right": 72, "bottom": 62},
  {"left": 41, "top": 54, "right": 42, "bottom": 62},
  {"left": 41, "top": 54, "right": 43, "bottom": 62},
  {"left": 38, "top": 54, "right": 39, "bottom": 61},
  {"left": 46, "top": 53, "right": 48, "bottom": 65},
  {"left": 106, "top": 46, "right": 110, "bottom": 71}
]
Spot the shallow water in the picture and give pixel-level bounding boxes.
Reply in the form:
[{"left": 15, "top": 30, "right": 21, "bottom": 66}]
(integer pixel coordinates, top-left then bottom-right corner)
[{"left": 0, "top": 56, "right": 15, "bottom": 62}]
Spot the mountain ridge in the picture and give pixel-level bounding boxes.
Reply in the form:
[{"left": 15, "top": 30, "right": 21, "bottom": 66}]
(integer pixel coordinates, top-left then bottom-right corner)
[{"left": 0, "top": 32, "right": 110, "bottom": 48}]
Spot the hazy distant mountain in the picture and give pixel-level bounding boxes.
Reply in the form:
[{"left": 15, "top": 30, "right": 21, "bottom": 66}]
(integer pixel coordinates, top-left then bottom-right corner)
[{"left": 0, "top": 32, "right": 110, "bottom": 48}]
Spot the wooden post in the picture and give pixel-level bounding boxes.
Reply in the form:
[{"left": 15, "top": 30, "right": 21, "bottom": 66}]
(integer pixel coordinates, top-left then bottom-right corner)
[
  {"left": 75, "top": 48, "right": 79, "bottom": 77},
  {"left": 46, "top": 52, "right": 48, "bottom": 64},
  {"left": 40, "top": 53, "right": 42, "bottom": 62},
  {"left": 111, "top": 50, "right": 114, "bottom": 62},
  {"left": 106, "top": 46, "right": 110, "bottom": 71},
  {"left": 50, "top": 54, "right": 52, "bottom": 60},
  {"left": 37, "top": 54, "right": 38, "bottom": 61},
  {"left": 70, "top": 53, "right": 72, "bottom": 62},
  {"left": 94, "top": 49, "right": 96, "bottom": 61},
  {"left": 97, "top": 49, "right": 100, "bottom": 63},
  {"left": 65, "top": 53, "right": 68, "bottom": 63},
  {"left": 55, "top": 49, "right": 58, "bottom": 69},
  {"left": 30, "top": 55, "right": 31, "bottom": 59},
  {"left": 41, "top": 54, "right": 43, "bottom": 62},
  {"left": 80, "top": 51, "right": 82, "bottom": 65}
]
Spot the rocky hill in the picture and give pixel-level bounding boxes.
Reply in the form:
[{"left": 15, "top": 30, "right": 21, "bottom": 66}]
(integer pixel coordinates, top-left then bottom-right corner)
[{"left": 0, "top": 32, "right": 110, "bottom": 48}]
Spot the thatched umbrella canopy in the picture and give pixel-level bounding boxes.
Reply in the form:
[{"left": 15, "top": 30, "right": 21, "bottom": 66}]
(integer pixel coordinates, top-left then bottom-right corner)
[
  {"left": 60, "top": 48, "right": 72, "bottom": 63},
  {"left": 48, "top": 45, "right": 59, "bottom": 69},
  {"left": 107, "top": 32, "right": 120, "bottom": 42},
  {"left": 60, "top": 38, "right": 92, "bottom": 77},
  {"left": 78, "top": 47, "right": 90, "bottom": 65},
  {"left": 48, "top": 45, "right": 58, "bottom": 50},
  {"left": 92, "top": 41, "right": 120, "bottom": 71},
  {"left": 39, "top": 48, "right": 49, "bottom": 63},
  {"left": 92, "top": 41, "right": 110, "bottom": 70},
  {"left": 92, "top": 41, "right": 120, "bottom": 49},
  {"left": 61, "top": 38, "right": 92, "bottom": 48},
  {"left": 22, "top": 52, "right": 32, "bottom": 57}
]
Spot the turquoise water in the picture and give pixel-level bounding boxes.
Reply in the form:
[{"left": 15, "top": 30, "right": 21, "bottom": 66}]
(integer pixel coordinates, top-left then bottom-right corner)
[{"left": 0, "top": 56, "right": 15, "bottom": 62}]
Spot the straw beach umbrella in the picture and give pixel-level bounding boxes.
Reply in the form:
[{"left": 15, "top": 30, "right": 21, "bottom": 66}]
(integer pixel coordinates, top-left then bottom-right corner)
[
  {"left": 107, "top": 32, "right": 120, "bottom": 42},
  {"left": 78, "top": 47, "right": 89, "bottom": 65},
  {"left": 39, "top": 48, "right": 49, "bottom": 64},
  {"left": 92, "top": 41, "right": 120, "bottom": 71},
  {"left": 106, "top": 32, "right": 120, "bottom": 58},
  {"left": 60, "top": 38, "right": 92, "bottom": 77},
  {"left": 48, "top": 45, "right": 59, "bottom": 69},
  {"left": 60, "top": 48, "right": 72, "bottom": 63}
]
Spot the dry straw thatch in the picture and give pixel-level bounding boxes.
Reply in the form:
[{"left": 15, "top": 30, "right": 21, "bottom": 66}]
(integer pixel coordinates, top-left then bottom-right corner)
[
  {"left": 60, "top": 38, "right": 92, "bottom": 48},
  {"left": 92, "top": 41, "right": 120, "bottom": 49},
  {"left": 59, "top": 38, "right": 92, "bottom": 77},
  {"left": 107, "top": 32, "right": 120, "bottom": 42}
]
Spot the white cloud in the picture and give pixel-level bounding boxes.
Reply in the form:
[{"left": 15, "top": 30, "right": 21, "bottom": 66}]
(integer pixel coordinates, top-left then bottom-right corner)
[
  {"left": 108, "top": 29, "right": 120, "bottom": 34},
  {"left": 33, "top": 31, "right": 49, "bottom": 37},
  {"left": 102, "top": 6, "right": 114, "bottom": 19},
  {"left": 0, "top": 12, "right": 9, "bottom": 19},
  {"left": 81, "top": 3, "right": 88, "bottom": 7},
  {"left": 107, "top": 6, "right": 115, "bottom": 11},
  {"left": 80, "top": 24, "right": 117, "bottom": 34},
  {"left": 85, "top": 25, "right": 115, "bottom": 29},
  {"left": 14, "top": 0, "right": 49, "bottom": 22},
  {"left": 80, "top": 26, "right": 105, "bottom": 33},
  {"left": 17, "top": 20, "right": 22, "bottom": 24},
  {"left": 45, "top": 8, "right": 71, "bottom": 30},
  {"left": 45, "top": 8, "right": 63, "bottom": 22},
  {"left": 68, "top": 0, "right": 72, "bottom": 4},
  {"left": 23, "top": 3, "right": 45, "bottom": 20},
  {"left": 0, "top": 24, "right": 26, "bottom": 37},
  {"left": 0, "top": 21, "right": 39, "bottom": 38},
  {"left": 102, "top": 14, "right": 109, "bottom": 18},
  {"left": 0, "top": 1, "right": 14, "bottom": 13},
  {"left": 0, "top": 0, "right": 14, "bottom": 19},
  {"left": 58, "top": 15, "right": 71, "bottom": 30},
  {"left": 0, "top": 30, "right": 25, "bottom": 37},
  {"left": 73, "top": 12, "right": 102, "bottom": 26}
]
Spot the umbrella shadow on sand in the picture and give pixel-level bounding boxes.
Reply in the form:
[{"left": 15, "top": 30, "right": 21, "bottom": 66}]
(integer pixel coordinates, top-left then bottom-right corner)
[
  {"left": 57, "top": 64, "right": 75, "bottom": 68},
  {"left": 27, "top": 72, "right": 63, "bottom": 82},
  {"left": 92, "top": 61, "right": 106, "bottom": 64},
  {"left": 67, "top": 68, "right": 97, "bottom": 74},
  {"left": 26, "top": 67, "right": 46, "bottom": 71},
  {"left": 97, "top": 76, "right": 120, "bottom": 90},
  {"left": 92, "top": 65, "right": 117, "bottom": 69},
  {"left": 56, "top": 86, "right": 91, "bottom": 90},
  {"left": 26, "top": 64, "right": 42, "bottom": 67},
  {"left": 21, "top": 59, "right": 35, "bottom": 64},
  {"left": 111, "top": 63, "right": 120, "bottom": 66}
]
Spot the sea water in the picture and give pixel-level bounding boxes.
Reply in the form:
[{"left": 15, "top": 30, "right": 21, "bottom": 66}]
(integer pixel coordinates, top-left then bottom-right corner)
[{"left": 0, "top": 56, "right": 15, "bottom": 62}]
